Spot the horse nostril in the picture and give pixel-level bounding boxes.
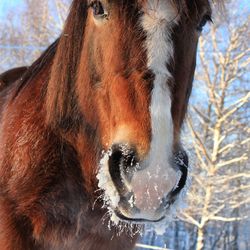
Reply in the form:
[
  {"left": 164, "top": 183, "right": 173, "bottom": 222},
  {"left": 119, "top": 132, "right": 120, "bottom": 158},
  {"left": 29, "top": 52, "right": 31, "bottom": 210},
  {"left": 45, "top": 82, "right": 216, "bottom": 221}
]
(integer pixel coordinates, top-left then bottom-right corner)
[
  {"left": 108, "top": 145, "right": 124, "bottom": 191},
  {"left": 109, "top": 145, "right": 123, "bottom": 170},
  {"left": 171, "top": 150, "right": 189, "bottom": 197},
  {"left": 108, "top": 144, "right": 138, "bottom": 192},
  {"left": 177, "top": 150, "right": 189, "bottom": 168},
  {"left": 110, "top": 144, "right": 138, "bottom": 170}
]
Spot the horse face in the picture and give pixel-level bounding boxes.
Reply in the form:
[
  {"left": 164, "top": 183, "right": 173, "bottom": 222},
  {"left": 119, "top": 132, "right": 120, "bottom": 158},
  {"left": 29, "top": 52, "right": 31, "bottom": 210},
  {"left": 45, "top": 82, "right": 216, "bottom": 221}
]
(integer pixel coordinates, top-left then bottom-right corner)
[{"left": 80, "top": 0, "right": 211, "bottom": 222}]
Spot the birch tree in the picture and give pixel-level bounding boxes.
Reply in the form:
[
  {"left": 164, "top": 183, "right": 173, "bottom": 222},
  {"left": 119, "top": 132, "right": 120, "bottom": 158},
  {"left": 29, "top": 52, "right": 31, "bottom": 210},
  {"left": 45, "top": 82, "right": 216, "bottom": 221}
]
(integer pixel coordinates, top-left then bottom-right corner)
[
  {"left": 179, "top": 4, "right": 250, "bottom": 250},
  {"left": 0, "top": 0, "right": 70, "bottom": 73}
]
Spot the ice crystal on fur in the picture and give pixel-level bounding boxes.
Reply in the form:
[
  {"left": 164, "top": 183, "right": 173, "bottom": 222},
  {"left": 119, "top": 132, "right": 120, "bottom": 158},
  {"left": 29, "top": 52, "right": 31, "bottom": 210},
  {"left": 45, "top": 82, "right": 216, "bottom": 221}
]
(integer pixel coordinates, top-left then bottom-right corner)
[
  {"left": 97, "top": 149, "right": 120, "bottom": 208},
  {"left": 96, "top": 148, "right": 191, "bottom": 236}
]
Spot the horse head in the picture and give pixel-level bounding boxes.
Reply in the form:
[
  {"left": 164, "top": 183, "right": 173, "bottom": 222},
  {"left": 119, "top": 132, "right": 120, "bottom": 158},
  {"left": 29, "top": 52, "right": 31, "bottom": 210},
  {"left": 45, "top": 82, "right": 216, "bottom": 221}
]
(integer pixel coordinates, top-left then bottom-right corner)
[{"left": 45, "top": 0, "right": 212, "bottom": 224}]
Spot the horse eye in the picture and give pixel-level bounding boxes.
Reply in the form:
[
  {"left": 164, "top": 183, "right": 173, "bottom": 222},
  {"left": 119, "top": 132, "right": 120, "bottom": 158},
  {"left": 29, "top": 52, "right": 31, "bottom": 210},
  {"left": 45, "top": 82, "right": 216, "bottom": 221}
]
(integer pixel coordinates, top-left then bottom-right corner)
[
  {"left": 90, "top": 1, "right": 107, "bottom": 18},
  {"left": 197, "top": 14, "right": 212, "bottom": 32}
]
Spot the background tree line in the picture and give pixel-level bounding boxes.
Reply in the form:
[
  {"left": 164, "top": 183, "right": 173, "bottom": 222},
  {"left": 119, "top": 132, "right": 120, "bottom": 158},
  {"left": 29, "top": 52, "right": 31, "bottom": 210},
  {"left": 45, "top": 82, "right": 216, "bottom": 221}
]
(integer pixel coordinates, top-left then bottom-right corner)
[{"left": 0, "top": 1, "right": 249, "bottom": 249}]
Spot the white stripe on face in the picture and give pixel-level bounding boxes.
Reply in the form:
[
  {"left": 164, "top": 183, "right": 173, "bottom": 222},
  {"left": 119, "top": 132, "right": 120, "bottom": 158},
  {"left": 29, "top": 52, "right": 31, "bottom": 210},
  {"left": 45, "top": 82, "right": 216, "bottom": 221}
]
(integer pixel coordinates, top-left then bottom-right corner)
[{"left": 130, "top": 0, "right": 180, "bottom": 219}]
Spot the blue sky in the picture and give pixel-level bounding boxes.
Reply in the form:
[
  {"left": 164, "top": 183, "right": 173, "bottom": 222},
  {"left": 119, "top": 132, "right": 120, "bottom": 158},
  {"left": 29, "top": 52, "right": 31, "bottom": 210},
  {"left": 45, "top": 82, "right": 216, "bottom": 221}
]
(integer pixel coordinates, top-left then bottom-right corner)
[
  {"left": 0, "top": 0, "right": 20, "bottom": 14},
  {"left": 0, "top": 0, "right": 24, "bottom": 18}
]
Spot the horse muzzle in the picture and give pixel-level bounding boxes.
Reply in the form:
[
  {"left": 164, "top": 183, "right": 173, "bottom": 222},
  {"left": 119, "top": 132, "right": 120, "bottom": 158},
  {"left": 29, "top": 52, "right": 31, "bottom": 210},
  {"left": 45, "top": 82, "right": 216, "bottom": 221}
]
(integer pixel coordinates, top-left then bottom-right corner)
[{"left": 106, "top": 144, "right": 189, "bottom": 222}]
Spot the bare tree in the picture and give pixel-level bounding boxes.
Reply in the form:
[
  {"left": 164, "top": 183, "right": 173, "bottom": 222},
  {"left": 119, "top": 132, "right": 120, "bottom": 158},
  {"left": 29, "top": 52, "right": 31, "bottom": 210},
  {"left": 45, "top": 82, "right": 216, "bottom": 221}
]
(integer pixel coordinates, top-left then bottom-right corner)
[
  {"left": 179, "top": 4, "right": 250, "bottom": 250},
  {"left": 0, "top": 0, "right": 70, "bottom": 73}
]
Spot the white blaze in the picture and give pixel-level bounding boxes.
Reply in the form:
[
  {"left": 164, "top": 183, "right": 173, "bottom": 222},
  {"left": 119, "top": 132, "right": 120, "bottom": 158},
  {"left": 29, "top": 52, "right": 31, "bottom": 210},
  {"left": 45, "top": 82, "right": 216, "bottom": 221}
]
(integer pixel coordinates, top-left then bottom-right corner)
[
  {"left": 130, "top": 0, "right": 180, "bottom": 218},
  {"left": 97, "top": 0, "right": 182, "bottom": 223}
]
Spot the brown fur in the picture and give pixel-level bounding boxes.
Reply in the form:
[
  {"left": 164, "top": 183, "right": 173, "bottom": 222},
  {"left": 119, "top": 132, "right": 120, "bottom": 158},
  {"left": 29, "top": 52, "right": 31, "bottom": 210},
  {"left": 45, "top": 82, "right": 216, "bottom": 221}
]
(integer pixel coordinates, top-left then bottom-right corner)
[
  {"left": 0, "top": 67, "right": 28, "bottom": 91},
  {"left": 0, "top": 0, "right": 222, "bottom": 249}
]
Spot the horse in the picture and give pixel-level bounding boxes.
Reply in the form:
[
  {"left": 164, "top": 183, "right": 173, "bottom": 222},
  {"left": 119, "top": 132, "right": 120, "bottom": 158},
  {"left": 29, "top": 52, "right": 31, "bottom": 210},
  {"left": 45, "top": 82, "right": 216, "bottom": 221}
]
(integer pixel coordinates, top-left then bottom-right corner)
[
  {"left": 0, "top": 0, "right": 220, "bottom": 249},
  {"left": 0, "top": 66, "right": 28, "bottom": 91}
]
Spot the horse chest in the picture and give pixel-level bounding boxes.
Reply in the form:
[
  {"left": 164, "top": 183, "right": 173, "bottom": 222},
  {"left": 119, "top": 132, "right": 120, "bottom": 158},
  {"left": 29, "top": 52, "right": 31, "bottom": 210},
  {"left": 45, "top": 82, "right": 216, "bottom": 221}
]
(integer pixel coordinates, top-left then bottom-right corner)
[
  {"left": 30, "top": 177, "right": 124, "bottom": 249},
  {"left": 35, "top": 190, "right": 136, "bottom": 250},
  {"left": 28, "top": 161, "right": 136, "bottom": 250}
]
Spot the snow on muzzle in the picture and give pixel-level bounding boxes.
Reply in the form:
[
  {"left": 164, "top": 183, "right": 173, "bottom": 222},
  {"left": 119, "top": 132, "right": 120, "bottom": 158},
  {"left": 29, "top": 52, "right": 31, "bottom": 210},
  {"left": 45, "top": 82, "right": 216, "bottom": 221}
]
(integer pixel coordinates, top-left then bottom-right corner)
[{"left": 97, "top": 144, "right": 188, "bottom": 222}]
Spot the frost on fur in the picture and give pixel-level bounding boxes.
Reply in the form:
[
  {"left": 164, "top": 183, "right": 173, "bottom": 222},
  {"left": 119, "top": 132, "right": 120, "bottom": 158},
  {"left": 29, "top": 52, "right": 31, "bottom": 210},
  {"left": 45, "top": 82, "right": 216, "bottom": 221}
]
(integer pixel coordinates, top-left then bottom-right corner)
[
  {"left": 96, "top": 149, "right": 191, "bottom": 236},
  {"left": 96, "top": 149, "right": 120, "bottom": 208}
]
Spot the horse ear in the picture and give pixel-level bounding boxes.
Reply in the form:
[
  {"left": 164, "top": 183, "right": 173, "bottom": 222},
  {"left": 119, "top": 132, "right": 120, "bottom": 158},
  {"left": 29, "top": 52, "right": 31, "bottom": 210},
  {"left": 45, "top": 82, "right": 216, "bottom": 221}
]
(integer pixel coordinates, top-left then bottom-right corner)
[{"left": 46, "top": 0, "right": 88, "bottom": 128}]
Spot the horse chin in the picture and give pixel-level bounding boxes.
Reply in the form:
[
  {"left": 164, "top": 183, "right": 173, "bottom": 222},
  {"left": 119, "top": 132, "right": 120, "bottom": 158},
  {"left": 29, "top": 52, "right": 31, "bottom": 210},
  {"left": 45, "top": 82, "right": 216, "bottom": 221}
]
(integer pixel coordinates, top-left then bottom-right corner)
[{"left": 111, "top": 192, "right": 178, "bottom": 224}]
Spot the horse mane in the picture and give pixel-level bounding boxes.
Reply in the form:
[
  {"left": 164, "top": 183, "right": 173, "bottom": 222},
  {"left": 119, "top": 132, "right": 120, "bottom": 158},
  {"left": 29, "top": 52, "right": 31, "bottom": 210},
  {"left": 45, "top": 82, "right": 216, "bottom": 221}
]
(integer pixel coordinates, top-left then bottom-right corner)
[
  {"left": 14, "top": 1, "right": 88, "bottom": 129},
  {"left": 46, "top": 0, "right": 88, "bottom": 127},
  {"left": 15, "top": 39, "right": 59, "bottom": 96}
]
